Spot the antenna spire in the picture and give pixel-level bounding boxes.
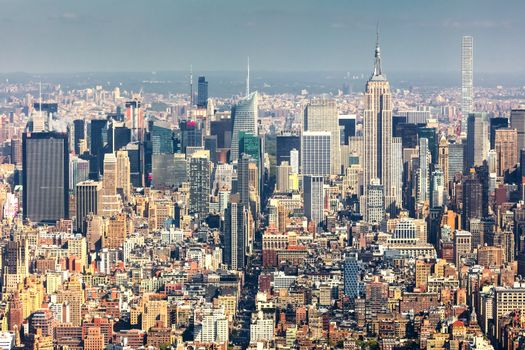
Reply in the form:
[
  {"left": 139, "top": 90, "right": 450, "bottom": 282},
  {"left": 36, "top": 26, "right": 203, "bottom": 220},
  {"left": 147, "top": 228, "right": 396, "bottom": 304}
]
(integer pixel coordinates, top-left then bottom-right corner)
[
  {"left": 190, "top": 64, "right": 193, "bottom": 107},
  {"left": 246, "top": 56, "right": 250, "bottom": 96},
  {"left": 373, "top": 24, "right": 382, "bottom": 77}
]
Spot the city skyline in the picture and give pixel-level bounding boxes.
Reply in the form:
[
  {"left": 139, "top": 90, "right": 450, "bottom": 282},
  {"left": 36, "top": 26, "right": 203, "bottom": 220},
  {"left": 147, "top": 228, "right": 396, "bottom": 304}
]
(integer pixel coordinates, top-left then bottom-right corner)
[{"left": 0, "top": 0, "right": 523, "bottom": 74}]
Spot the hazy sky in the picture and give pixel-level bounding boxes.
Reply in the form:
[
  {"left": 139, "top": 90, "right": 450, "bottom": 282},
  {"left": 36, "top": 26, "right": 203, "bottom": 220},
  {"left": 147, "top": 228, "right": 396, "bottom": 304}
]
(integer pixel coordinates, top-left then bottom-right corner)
[{"left": 0, "top": 0, "right": 523, "bottom": 73}]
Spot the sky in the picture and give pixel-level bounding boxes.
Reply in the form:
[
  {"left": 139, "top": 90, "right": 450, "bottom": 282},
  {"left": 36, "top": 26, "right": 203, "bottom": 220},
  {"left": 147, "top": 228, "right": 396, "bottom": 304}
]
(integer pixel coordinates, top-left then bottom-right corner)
[{"left": 0, "top": 0, "right": 523, "bottom": 74}]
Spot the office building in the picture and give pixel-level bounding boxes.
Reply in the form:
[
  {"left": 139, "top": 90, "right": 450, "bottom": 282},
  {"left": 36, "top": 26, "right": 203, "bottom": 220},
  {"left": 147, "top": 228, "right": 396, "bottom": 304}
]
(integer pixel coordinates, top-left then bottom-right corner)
[
  {"left": 362, "top": 35, "right": 396, "bottom": 214},
  {"left": 73, "top": 119, "right": 85, "bottom": 155},
  {"left": 23, "top": 132, "right": 69, "bottom": 223},
  {"left": 230, "top": 92, "right": 258, "bottom": 162},
  {"left": 417, "top": 138, "right": 430, "bottom": 203},
  {"left": 465, "top": 112, "right": 489, "bottom": 169},
  {"left": 304, "top": 99, "right": 340, "bottom": 174},
  {"left": 510, "top": 109, "right": 525, "bottom": 151},
  {"left": 197, "top": 76, "right": 208, "bottom": 108},
  {"left": 462, "top": 170, "right": 483, "bottom": 230},
  {"left": 276, "top": 132, "right": 301, "bottom": 166},
  {"left": 438, "top": 136, "right": 449, "bottom": 189},
  {"left": 343, "top": 253, "right": 361, "bottom": 298},
  {"left": 89, "top": 119, "right": 108, "bottom": 179},
  {"left": 223, "top": 194, "right": 248, "bottom": 270},
  {"left": 189, "top": 150, "right": 210, "bottom": 219},
  {"left": 448, "top": 142, "right": 464, "bottom": 179},
  {"left": 303, "top": 175, "right": 324, "bottom": 229},
  {"left": 116, "top": 150, "right": 131, "bottom": 199},
  {"left": 301, "top": 131, "right": 331, "bottom": 177},
  {"left": 75, "top": 181, "right": 101, "bottom": 234},
  {"left": 495, "top": 128, "right": 518, "bottom": 176},
  {"left": 461, "top": 36, "right": 474, "bottom": 133},
  {"left": 454, "top": 230, "right": 472, "bottom": 265},
  {"left": 490, "top": 117, "right": 509, "bottom": 149},
  {"left": 367, "top": 178, "right": 385, "bottom": 225}
]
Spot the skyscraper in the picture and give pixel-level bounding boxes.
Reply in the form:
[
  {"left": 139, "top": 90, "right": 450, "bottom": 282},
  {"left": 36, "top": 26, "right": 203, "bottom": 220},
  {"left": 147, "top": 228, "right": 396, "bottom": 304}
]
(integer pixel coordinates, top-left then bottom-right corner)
[
  {"left": 494, "top": 128, "right": 518, "bottom": 176},
  {"left": 510, "top": 108, "right": 525, "bottom": 151},
  {"left": 362, "top": 34, "right": 397, "bottom": 214},
  {"left": 76, "top": 181, "right": 101, "bottom": 234},
  {"left": 230, "top": 92, "right": 258, "bottom": 162},
  {"left": 304, "top": 100, "right": 341, "bottom": 174},
  {"left": 490, "top": 117, "right": 509, "bottom": 149},
  {"left": 301, "top": 131, "right": 331, "bottom": 177},
  {"left": 189, "top": 150, "right": 211, "bottom": 219},
  {"left": 417, "top": 138, "right": 430, "bottom": 204},
  {"left": 438, "top": 136, "right": 449, "bottom": 190},
  {"left": 197, "top": 76, "right": 208, "bottom": 108},
  {"left": 89, "top": 119, "right": 108, "bottom": 179},
  {"left": 303, "top": 175, "right": 324, "bottom": 229},
  {"left": 461, "top": 36, "right": 474, "bottom": 133},
  {"left": 465, "top": 112, "right": 489, "bottom": 169},
  {"left": 23, "top": 132, "right": 69, "bottom": 223},
  {"left": 276, "top": 132, "right": 301, "bottom": 166},
  {"left": 367, "top": 178, "right": 385, "bottom": 225},
  {"left": 448, "top": 142, "right": 464, "bottom": 179},
  {"left": 73, "top": 119, "right": 85, "bottom": 155},
  {"left": 343, "top": 253, "right": 361, "bottom": 298},
  {"left": 223, "top": 194, "right": 248, "bottom": 270},
  {"left": 116, "top": 150, "right": 131, "bottom": 199}
]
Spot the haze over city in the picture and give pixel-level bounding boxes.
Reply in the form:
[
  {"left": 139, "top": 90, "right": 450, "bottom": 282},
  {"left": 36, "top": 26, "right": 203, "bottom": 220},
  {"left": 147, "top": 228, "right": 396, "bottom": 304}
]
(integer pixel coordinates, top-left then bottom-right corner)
[{"left": 1, "top": 2, "right": 525, "bottom": 350}]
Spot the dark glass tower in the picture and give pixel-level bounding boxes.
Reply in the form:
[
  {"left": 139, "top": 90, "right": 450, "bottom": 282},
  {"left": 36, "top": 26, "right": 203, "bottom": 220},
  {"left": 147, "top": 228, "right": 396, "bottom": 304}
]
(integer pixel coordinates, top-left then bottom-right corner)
[
  {"left": 197, "top": 76, "right": 208, "bottom": 108},
  {"left": 73, "top": 119, "right": 85, "bottom": 155},
  {"left": 23, "top": 132, "right": 69, "bottom": 223}
]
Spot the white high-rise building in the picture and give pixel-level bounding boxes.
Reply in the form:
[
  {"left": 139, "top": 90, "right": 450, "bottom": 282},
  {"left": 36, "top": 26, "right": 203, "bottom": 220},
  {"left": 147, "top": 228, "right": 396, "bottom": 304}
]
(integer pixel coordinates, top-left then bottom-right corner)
[
  {"left": 303, "top": 99, "right": 341, "bottom": 175},
  {"left": 367, "top": 178, "right": 385, "bottom": 225},
  {"left": 301, "top": 131, "right": 331, "bottom": 177},
  {"left": 230, "top": 92, "right": 258, "bottom": 162},
  {"left": 462, "top": 36, "right": 474, "bottom": 134},
  {"left": 290, "top": 148, "right": 299, "bottom": 174}
]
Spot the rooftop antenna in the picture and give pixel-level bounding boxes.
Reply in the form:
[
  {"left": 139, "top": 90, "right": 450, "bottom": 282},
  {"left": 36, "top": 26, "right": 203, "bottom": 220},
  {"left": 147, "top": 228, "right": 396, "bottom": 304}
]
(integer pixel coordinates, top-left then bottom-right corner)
[
  {"left": 190, "top": 64, "right": 193, "bottom": 107},
  {"left": 39, "top": 81, "right": 42, "bottom": 113},
  {"left": 246, "top": 56, "right": 250, "bottom": 96}
]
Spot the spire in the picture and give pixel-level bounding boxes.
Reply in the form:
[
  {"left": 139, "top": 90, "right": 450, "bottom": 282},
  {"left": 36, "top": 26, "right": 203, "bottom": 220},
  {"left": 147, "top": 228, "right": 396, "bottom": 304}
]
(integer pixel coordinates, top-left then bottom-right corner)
[
  {"left": 246, "top": 56, "right": 250, "bottom": 96},
  {"left": 373, "top": 24, "right": 382, "bottom": 77},
  {"left": 190, "top": 64, "right": 193, "bottom": 107}
]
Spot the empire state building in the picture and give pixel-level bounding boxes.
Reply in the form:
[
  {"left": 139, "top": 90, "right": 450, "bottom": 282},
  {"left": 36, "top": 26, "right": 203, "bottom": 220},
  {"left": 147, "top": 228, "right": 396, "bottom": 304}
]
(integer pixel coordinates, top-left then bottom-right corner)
[{"left": 362, "top": 35, "right": 399, "bottom": 219}]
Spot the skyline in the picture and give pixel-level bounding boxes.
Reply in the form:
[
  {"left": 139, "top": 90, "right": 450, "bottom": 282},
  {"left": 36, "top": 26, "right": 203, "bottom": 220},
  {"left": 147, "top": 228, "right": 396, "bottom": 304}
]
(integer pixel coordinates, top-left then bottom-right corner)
[{"left": 0, "top": 0, "right": 523, "bottom": 74}]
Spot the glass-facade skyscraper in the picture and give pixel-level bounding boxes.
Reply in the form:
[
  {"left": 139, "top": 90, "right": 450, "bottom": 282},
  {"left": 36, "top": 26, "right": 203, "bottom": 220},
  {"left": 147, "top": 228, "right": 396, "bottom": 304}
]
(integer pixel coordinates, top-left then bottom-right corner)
[{"left": 23, "top": 131, "right": 69, "bottom": 223}]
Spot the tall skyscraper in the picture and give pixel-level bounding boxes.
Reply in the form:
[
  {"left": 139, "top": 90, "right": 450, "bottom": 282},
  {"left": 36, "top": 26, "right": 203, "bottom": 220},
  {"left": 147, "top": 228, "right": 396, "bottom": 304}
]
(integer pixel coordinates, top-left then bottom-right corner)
[
  {"left": 461, "top": 35, "right": 474, "bottom": 133},
  {"left": 23, "top": 132, "right": 69, "bottom": 223},
  {"left": 230, "top": 92, "right": 258, "bottom": 162},
  {"left": 73, "top": 119, "right": 85, "bottom": 155},
  {"left": 189, "top": 150, "right": 211, "bottom": 219},
  {"left": 301, "top": 131, "right": 331, "bottom": 177},
  {"left": 76, "top": 181, "right": 101, "bottom": 234},
  {"left": 417, "top": 138, "right": 430, "bottom": 204},
  {"left": 362, "top": 34, "right": 397, "bottom": 214},
  {"left": 197, "top": 76, "right": 208, "bottom": 108},
  {"left": 448, "top": 142, "right": 464, "bottom": 179},
  {"left": 343, "top": 253, "right": 361, "bottom": 298},
  {"left": 223, "top": 194, "right": 248, "bottom": 270},
  {"left": 89, "top": 119, "right": 108, "bottom": 179},
  {"left": 465, "top": 112, "right": 489, "bottom": 169},
  {"left": 276, "top": 132, "right": 301, "bottom": 166},
  {"left": 303, "top": 175, "right": 324, "bottom": 229},
  {"left": 116, "top": 150, "right": 131, "bottom": 199},
  {"left": 462, "top": 170, "right": 483, "bottom": 230},
  {"left": 495, "top": 128, "right": 518, "bottom": 176},
  {"left": 438, "top": 136, "right": 449, "bottom": 190},
  {"left": 304, "top": 100, "right": 341, "bottom": 174},
  {"left": 510, "top": 108, "right": 525, "bottom": 151},
  {"left": 490, "top": 117, "right": 509, "bottom": 149}
]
